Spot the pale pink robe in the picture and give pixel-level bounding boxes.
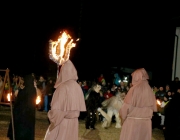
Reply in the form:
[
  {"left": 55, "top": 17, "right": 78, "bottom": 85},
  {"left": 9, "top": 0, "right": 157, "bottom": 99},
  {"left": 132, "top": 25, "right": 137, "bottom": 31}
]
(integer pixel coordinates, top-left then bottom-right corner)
[
  {"left": 119, "top": 68, "right": 157, "bottom": 140},
  {"left": 44, "top": 60, "right": 86, "bottom": 140}
]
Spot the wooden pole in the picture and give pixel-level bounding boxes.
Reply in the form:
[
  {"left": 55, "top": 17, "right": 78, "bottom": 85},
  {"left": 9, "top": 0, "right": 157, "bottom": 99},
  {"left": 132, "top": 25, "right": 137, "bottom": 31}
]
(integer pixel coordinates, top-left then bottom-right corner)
[
  {"left": 0, "top": 70, "right": 7, "bottom": 71},
  {"left": 0, "top": 69, "right": 15, "bottom": 139},
  {"left": 57, "top": 64, "right": 59, "bottom": 78},
  {"left": 8, "top": 70, "right": 15, "bottom": 140},
  {"left": 0, "top": 70, "right": 7, "bottom": 103},
  {"left": 10, "top": 97, "right": 15, "bottom": 140},
  {"left": 4, "top": 69, "right": 15, "bottom": 140}
]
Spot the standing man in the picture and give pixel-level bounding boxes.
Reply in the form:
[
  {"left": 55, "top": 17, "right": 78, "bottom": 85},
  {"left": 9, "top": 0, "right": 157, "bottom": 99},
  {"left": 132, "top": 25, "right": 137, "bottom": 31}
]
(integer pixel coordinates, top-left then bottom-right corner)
[
  {"left": 44, "top": 60, "right": 86, "bottom": 140},
  {"left": 119, "top": 68, "right": 157, "bottom": 140}
]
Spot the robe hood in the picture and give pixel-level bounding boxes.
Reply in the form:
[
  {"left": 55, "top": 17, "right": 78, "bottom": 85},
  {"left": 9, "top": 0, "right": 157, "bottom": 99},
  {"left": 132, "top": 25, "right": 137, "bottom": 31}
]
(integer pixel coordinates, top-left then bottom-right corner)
[{"left": 54, "top": 60, "right": 78, "bottom": 88}]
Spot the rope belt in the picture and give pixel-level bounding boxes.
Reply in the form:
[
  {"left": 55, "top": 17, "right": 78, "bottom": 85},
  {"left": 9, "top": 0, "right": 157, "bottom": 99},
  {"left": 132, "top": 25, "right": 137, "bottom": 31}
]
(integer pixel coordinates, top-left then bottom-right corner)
[{"left": 127, "top": 117, "right": 150, "bottom": 120}]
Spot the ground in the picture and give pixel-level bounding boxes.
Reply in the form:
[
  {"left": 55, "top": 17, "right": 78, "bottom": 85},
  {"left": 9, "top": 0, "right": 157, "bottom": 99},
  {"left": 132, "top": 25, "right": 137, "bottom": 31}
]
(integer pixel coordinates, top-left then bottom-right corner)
[{"left": 0, "top": 105, "right": 164, "bottom": 140}]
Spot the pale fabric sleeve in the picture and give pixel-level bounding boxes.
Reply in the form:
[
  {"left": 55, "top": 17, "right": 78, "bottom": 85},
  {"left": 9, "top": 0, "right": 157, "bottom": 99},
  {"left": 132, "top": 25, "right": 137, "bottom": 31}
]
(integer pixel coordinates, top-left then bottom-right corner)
[
  {"left": 119, "top": 103, "right": 130, "bottom": 122},
  {"left": 48, "top": 110, "right": 67, "bottom": 131},
  {"left": 48, "top": 110, "right": 80, "bottom": 131},
  {"left": 48, "top": 84, "right": 68, "bottom": 131}
]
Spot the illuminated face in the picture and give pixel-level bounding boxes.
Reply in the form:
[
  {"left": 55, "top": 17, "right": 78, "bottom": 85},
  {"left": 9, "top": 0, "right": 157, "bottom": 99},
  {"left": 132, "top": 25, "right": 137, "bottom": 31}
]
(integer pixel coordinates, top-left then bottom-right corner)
[
  {"left": 39, "top": 76, "right": 44, "bottom": 81},
  {"left": 120, "top": 82, "right": 124, "bottom": 86},
  {"left": 159, "top": 87, "right": 163, "bottom": 91},
  {"left": 93, "top": 84, "right": 101, "bottom": 93},
  {"left": 83, "top": 81, "right": 87, "bottom": 86},
  {"left": 164, "top": 96, "right": 168, "bottom": 101},
  {"left": 177, "top": 89, "right": 180, "bottom": 93},
  {"left": 167, "top": 92, "right": 171, "bottom": 96},
  {"left": 166, "top": 85, "right": 170, "bottom": 91}
]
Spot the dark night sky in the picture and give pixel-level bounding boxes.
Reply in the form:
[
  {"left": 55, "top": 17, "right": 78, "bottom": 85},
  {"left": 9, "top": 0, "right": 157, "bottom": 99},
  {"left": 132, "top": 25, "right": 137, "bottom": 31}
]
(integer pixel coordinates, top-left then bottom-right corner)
[{"left": 0, "top": 1, "right": 180, "bottom": 83}]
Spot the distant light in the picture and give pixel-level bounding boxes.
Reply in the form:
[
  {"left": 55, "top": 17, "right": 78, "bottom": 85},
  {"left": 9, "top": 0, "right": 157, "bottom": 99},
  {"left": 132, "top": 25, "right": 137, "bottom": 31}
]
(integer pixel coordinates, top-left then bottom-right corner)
[{"left": 123, "top": 80, "right": 128, "bottom": 83}]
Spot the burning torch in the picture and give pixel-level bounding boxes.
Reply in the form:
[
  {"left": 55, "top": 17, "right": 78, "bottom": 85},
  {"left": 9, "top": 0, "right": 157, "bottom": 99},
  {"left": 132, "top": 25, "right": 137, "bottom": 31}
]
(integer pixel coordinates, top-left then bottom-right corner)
[
  {"left": 49, "top": 31, "right": 79, "bottom": 78},
  {"left": 7, "top": 92, "right": 12, "bottom": 102},
  {"left": 36, "top": 96, "right": 41, "bottom": 105},
  {"left": 35, "top": 85, "right": 42, "bottom": 105}
]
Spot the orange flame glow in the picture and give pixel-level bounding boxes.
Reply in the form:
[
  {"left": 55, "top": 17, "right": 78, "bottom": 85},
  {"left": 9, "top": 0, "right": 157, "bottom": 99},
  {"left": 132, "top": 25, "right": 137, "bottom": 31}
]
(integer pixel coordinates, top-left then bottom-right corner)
[
  {"left": 36, "top": 96, "right": 41, "bottom": 105},
  {"left": 157, "top": 100, "right": 161, "bottom": 105},
  {"left": 49, "top": 31, "right": 77, "bottom": 65},
  {"left": 7, "top": 93, "right": 11, "bottom": 102}
]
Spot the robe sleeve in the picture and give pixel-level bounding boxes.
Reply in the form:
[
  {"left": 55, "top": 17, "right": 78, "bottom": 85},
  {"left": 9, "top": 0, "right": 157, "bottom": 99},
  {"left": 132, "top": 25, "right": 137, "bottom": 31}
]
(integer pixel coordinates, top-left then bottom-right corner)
[
  {"left": 48, "top": 110, "right": 80, "bottom": 131},
  {"left": 48, "top": 84, "right": 68, "bottom": 131},
  {"left": 153, "top": 95, "right": 157, "bottom": 112},
  {"left": 119, "top": 103, "right": 130, "bottom": 122},
  {"left": 48, "top": 110, "right": 67, "bottom": 131}
]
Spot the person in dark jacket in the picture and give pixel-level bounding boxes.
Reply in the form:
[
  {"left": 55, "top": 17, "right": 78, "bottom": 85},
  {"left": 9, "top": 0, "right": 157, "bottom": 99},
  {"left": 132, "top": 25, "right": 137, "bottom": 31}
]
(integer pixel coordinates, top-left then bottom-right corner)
[{"left": 85, "top": 84, "right": 103, "bottom": 129}]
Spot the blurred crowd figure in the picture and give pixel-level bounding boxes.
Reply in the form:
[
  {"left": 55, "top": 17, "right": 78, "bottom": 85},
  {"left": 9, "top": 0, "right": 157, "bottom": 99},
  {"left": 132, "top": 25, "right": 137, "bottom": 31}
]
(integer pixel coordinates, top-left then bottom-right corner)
[
  {"left": 152, "top": 77, "right": 180, "bottom": 139},
  {"left": 7, "top": 74, "right": 37, "bottom": 140}
]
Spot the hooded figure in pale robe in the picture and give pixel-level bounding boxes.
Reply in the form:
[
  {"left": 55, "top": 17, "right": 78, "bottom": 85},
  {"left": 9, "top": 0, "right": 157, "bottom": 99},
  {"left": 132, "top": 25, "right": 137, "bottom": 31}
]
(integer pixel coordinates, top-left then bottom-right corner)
[
  {"left": 119, "top": 68, "right": 157, "bottom": 140},
  {"left": 44, "top": 60, "right": 86, "bottom": 140}
]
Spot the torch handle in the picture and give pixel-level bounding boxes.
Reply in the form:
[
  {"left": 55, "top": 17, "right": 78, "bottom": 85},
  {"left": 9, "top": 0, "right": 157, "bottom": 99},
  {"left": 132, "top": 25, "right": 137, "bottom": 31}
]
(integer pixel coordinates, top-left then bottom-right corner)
[
  {"left": 57, "top": 64, "right": 59, "bottom": 78},
  {"left": 10, "top": 98, "right": 15, "bottom": 140}
]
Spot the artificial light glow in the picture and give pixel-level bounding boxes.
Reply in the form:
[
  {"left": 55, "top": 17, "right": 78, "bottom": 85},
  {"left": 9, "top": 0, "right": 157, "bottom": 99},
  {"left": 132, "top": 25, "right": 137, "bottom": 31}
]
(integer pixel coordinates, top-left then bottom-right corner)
[{"left": 123, "top": 76, "right": 128, "bottom": 83}]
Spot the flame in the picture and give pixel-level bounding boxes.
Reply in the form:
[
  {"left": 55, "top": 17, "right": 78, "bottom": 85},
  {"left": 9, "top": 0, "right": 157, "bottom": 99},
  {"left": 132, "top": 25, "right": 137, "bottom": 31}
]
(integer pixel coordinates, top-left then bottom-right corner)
[
  {"left": 157, "top": 100, "right": 161, "bottom": 105},
  {"left": 36, "top": 96, "right": 41, "bottom": 105},
  {"left": 7, "top": 93, "right": 11, "bottom": 102},
  {"left": 49, "top": 31, "right": 77, "bottom": 65}
]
